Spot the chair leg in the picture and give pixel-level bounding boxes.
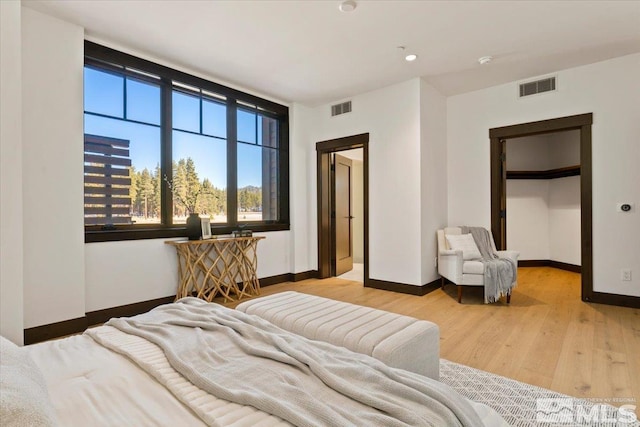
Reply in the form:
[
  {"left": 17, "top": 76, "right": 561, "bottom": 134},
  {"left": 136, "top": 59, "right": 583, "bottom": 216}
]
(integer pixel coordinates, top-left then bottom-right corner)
[
  {"left": 507, "top": 293, "right": 511, "bottom": 304},
  {"left": 457, "top": 286, "right": 463, "bottom": 303},
  {"left": 441, "top": 276, "right": 445, "bottom": 289}
]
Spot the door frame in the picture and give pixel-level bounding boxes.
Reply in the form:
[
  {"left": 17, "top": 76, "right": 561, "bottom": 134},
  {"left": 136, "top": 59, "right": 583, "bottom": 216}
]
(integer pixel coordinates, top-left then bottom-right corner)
[
  {"left": 316, "top": 133, "right": 369, "bottom": 283},
  {"left": 489, "top": 113, "right": 593, "bottom": 301}
]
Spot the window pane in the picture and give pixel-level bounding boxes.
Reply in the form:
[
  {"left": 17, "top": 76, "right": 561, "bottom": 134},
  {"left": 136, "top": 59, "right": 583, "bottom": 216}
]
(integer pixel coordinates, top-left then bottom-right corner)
[
  {"left": 238, "top": 144, "right": 279, "bottom": 222},
  {"left": 84, "top": 115, "right": 161, "bottom": 226},
  {"left": 202, "top": 99, "right": 226, "bottom": 138},
  {"left": 237, "top": 110, "right": 256, "bottom": 144},
  {"left": 172, "top": 91, "right": 200, "bottom": 133},
  {"left": 84, "top": 67, "right": 124, "bottom": 117},
  {"left": 126, "top": 77, "right": 160, "bottom": 125},
  {"left": 172, "top": 130, "right": 227, "bottom": 224}
]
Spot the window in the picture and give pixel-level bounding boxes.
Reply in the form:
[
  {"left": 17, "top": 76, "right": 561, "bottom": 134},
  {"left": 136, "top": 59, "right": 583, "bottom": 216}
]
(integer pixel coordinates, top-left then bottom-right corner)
[{"left": 84, "top": 42, "right": 289, "bottom": 242}]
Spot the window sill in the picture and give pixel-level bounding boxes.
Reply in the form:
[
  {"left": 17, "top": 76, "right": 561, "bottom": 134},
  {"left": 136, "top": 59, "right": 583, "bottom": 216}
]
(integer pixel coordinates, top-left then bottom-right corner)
[{"left": 85, "top": 223, "right": 290, "bottom": 243}]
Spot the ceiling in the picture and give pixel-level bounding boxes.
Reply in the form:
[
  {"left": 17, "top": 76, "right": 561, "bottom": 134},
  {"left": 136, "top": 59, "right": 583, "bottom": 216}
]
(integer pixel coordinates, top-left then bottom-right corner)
[{"left": 23, "top": 0, "right": 640, "bottom": 106}]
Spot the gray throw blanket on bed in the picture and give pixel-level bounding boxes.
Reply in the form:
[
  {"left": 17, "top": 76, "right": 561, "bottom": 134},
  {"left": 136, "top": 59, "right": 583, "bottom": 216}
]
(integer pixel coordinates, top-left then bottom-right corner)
[
  {"left": 462, "top": 226, "right": 517, "bottom": 303},
  {"left": 99, "top": 298, "right": 482, "bottom": 427}
]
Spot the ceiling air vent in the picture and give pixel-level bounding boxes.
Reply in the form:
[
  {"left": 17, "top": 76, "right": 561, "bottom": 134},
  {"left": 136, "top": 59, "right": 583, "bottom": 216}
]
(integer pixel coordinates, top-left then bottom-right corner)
[
  {"left": 331, "top": 101, "right": 352, "bottom": 117},
  {"left": 519, "top": 77, "right": 556, "bottom": 97}
]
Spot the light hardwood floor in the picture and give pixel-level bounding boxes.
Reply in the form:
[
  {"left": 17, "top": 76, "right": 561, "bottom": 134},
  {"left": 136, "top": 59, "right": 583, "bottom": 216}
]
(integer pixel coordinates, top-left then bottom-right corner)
[{"left": 227, "top": 267, "right": 639, "bottom": 409}]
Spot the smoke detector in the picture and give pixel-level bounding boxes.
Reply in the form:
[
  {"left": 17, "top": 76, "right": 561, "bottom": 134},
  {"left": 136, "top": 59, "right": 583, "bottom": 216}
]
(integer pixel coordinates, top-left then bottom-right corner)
[{"left": 339, "top": 0, "right": 357, "bottom": 12}]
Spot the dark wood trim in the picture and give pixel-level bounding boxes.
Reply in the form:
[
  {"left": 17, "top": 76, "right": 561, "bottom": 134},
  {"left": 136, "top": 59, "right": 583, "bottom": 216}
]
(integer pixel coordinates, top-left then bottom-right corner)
[
  {"left": 23, "top": 269, "right": 317, "bottom": 344},
  {"left": 489, "top": 113, "right": 593, "bottom": 138},
  {"left": 549, "top": 260, "right": 582, "bottom": 273},
  {"left": 490, "top": 113, "right": 595, "bottom": 304},
  {"left": 316, "top": 134, "right": 369, "bottom": 285},
  {"left": 83, "top": 41, "right": 290, "bottom": 243},
  {"left": 490, "top": 137, "right": 505, "bottom": 248},
  {"left": 85, "top": 41, "right": 288, "bottom": 115},
  {"left": 506, "top": 165, "right": 580, "bottom": 180},
  {"left": 366, "top": 278, "right": 440, "bottom": 296},
  {"left": 85, "top": 223, "right": 290, "bottom": 243},
  {"left": 86, "top": 296, "right": 176, "bottom": 325},
  {"left": 259, "top": 273, "right": 292, "bottom": 287},
  {"left": 519, "top": 259, "right": 582, "bottom": 273},
  {"left": 24, "top": 317, "right": 88, "bottom": 345},
  {"left": 291, "top": 270, "right": 319, "bottom": 282},
  {"left": 518, "top": 260, "right": 552, "bottom": 268},
  {"left": 587, "top": 292, "right": 640, "bottom": 309},
  {"left": 579, "top": 123, "right": 594, "bottom": 303}
]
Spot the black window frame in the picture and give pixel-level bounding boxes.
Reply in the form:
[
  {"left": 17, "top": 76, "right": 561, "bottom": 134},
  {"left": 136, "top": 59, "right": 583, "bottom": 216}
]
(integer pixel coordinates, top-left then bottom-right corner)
[{"left": 84, "top": 41, "right": 289, "bottom": 243}]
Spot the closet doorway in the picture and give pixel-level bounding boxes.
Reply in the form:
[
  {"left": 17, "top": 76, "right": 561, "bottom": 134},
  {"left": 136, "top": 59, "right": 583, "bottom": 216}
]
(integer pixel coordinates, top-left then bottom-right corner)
[{"left": 489, "top": 113, "right": 593, "bottom": 301}]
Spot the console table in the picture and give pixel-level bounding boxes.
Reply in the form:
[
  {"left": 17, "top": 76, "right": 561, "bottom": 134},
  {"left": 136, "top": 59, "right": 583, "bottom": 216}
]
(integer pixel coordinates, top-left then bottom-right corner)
[{"left": 165, "top": 236, "right": 265, "bottom": 303}]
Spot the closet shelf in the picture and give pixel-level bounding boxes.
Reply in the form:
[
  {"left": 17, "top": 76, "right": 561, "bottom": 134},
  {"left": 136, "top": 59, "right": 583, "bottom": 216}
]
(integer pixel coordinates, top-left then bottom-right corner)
[{"left": 506, "top": 165, "right": 580, "bottom": 180}]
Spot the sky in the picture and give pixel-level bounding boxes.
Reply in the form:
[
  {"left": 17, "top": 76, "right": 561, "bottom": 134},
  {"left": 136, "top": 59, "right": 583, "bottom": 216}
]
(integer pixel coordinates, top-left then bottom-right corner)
[{"left": 84, "top": 67, "right": 269, "bottom": 188}]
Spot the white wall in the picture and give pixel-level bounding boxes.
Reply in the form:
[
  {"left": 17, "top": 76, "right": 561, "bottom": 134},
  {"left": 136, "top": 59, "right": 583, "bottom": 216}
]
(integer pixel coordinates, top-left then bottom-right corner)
[
  {"left": 289, "top": 103, "right": 316, "bottom": 274},
  {"left": 507, "top": 135, "right": 550, "bottom": 170},
  {"left": 549, "top": 176, "right": 581, "bottom": 265},
  {"left": 448, "top": 53, "right": 640, "bottom": 296},
  {"left": 420, "top": 80, "right": 448, "bottom": 285},
  {"left": 506, "top": 181, "right": 550, "bottom": 260},
  {"left": 22, "top": 8, "right": 86, "bottom": 328},
  {"left": 548, "top": 130, "right": 580, "bottom": 168},
  {"left": 0, "top": 0, "right": 24, "bottom": 345},
  {"left": 307, "top": 79, "right": 423, "bottom": 286}
]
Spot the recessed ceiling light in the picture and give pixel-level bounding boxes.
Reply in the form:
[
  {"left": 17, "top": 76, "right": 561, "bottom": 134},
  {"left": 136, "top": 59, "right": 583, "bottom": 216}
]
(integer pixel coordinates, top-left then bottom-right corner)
[
  {"left": 478, "top": 56, "right": 493, "bottom": 65},
  {"left": 405, "top": 54, "right": 418, "bottom": 62},
  {"left": 339, "top": 0, "right": 357, "bottom": 12}
]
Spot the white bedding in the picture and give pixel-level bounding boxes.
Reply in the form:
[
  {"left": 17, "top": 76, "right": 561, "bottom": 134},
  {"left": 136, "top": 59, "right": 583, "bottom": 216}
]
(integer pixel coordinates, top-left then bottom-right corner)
[{"left": 28, "top": 327, "right": 505, "bottom": 427}]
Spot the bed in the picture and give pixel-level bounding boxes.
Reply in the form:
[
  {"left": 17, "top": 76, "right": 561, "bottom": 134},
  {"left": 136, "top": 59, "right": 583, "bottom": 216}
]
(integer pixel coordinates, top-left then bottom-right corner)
[{"left": 2, "top": 297, "right": 510, "bottom": 426}]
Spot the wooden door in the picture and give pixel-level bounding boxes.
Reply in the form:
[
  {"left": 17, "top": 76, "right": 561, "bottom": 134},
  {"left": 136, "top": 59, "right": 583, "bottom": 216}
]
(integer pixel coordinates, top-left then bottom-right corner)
[{"left": 333, "top": 154, "right": 353, "bottom": 275}]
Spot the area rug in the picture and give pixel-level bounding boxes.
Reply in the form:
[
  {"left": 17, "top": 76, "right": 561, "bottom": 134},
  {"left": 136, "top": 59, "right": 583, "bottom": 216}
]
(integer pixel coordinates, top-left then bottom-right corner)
[{"left": 439, "top": 359, "right": 638, "bottom": 427}]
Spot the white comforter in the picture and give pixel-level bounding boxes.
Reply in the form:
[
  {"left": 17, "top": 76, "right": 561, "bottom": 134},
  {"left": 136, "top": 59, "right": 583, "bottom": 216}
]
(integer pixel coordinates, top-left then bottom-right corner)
[{"left": 27, "top": 302, "right": 507, "bottom": 427}]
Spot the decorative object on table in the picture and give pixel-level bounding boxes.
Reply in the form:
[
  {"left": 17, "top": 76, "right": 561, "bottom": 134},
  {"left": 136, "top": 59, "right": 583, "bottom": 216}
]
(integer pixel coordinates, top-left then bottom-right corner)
[
  {"left": 201, "top": 217, "right": 212, "bottom": 240},
  {"left": 164, "top": 175, "right": 211, "bottom": 240},
  {"left": 232, "top": 229, "right": 253, "bottom": 238},
  {"left": 185, "top": 213, "right": 202, "bottom": 240}
]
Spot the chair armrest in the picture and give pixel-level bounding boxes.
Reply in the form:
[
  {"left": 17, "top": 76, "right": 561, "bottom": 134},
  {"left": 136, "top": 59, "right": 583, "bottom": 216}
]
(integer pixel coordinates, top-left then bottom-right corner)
[
  {"left": 439, "top": 249, "right": 461, "bottom": 256},
  {"left": 438, "top": 250, "right": 463, "bottom": 283}
]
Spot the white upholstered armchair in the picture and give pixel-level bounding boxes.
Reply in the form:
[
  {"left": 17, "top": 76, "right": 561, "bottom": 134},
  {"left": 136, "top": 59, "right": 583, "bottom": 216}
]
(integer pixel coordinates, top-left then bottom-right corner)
[{"left": 437, "top": 227, "right": 519, "bottom": 303}]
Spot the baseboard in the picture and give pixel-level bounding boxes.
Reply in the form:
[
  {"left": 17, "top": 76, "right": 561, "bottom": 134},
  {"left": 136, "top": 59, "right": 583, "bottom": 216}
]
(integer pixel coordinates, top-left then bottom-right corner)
[
  {"left": 260, "top": 270, "right": 318, "bottom": 287},
  {"left": 23, "top": 271, "right": 316, "bottom": 344},
  {"left": 259, "top": 273, "right": 292, "bottom": 287},
  {"left": 291, "top": 270, "right": 318, "bottom": 282},
  {"left": 518, "top": 260, "right": 550, "bottom": 268},
  {"left": 519, "top": 259, "right": 581, "bottom": 273},
  {"left": 548, "top": 260, "right": 581, "bottom": 273},
  {"left": 24, "top": 316, "right": 88, "bottom": 345},
  {"left": 365, "top": 278, "right": 440, "bottom": 296},
  {"left": 584, "top": 291, "right": 640, "bottom": 309},
  {"left": 86, "top": 295, "right": 176, "bottom": 326}
]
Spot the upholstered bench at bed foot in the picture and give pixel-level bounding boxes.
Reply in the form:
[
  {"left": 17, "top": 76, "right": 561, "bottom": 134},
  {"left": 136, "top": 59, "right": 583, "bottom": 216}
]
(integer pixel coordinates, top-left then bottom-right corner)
[{"left": 236, "top": 291, "right": 440, "bottom": 380}]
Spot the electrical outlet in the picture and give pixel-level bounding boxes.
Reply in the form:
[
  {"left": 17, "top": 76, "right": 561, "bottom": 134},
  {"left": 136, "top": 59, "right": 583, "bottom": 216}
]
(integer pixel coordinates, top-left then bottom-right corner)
[{"left": 621, "top": 269, "right": 632, "bottom": 281}]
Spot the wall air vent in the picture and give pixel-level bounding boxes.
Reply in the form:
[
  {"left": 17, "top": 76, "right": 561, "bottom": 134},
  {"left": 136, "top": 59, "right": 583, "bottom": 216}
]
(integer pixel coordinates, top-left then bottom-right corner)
[
  {"left": 519, "top": 77, "right": 556, "bottom": 97},
  {"left": 331, "top": 101, "right": 352, "bottom": 117}
]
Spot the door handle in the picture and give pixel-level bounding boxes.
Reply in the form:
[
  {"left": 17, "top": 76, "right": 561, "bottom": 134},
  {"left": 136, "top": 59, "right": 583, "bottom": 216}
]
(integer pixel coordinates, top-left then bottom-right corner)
[{"left": 345, "top": 216, "right": 354, "bottom": 219}]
